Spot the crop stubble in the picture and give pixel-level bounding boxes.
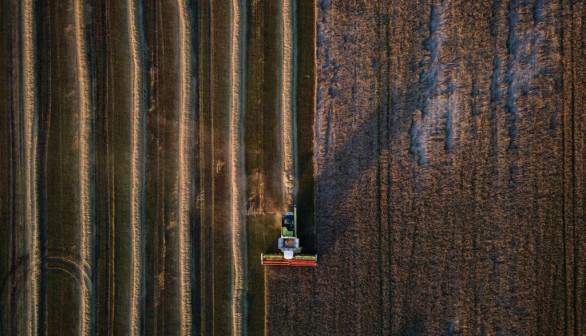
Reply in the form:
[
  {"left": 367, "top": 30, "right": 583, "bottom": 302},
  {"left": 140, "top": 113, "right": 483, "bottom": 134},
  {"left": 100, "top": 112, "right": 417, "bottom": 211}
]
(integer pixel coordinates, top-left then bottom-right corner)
[{"left": 267, "top": 0, "right": 585, "bottom": 335}]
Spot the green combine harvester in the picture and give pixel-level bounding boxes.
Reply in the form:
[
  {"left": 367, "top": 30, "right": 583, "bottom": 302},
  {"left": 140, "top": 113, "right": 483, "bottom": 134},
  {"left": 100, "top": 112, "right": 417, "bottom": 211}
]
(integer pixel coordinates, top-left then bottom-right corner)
[{"left": 261, "top": 206, "right": 317, "bottom": 266}]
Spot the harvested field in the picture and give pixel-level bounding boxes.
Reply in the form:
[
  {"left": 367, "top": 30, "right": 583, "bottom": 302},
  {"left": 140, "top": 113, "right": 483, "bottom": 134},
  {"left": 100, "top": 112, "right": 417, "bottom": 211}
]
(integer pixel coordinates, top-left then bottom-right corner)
[{"left": 0, "top": 0, "right": 585, "bottom": 335}]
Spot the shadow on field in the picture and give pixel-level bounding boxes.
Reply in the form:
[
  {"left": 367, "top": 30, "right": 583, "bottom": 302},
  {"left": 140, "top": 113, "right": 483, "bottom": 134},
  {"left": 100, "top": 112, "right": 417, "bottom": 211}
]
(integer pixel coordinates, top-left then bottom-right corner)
[
  {"left": 394, "top": 313, "right": 427, "bottom": 336},
  {"left": 315, "top": 94, "right": 415, "bottom": 259}
]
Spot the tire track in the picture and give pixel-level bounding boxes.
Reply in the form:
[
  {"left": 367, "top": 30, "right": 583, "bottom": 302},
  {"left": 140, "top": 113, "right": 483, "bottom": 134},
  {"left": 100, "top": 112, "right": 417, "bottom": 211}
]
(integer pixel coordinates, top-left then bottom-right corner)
[
  {"left": 74, "top": 1, "right": 93, "bottom": 334},
  {"left": 22, "top": 0, "right": 39, "bottom": 334},
  {"left": 128, "top": 0, "right": 145, "bottom": 334},
  {"left": 229, "top": 0, "right": 247, "bottom": 334},
  {"left": 280, "top": 0, "right": 297, "bottom": 206},
  {"left": 177, "top": 0, "right": 193, "bottom": 334},
  {"left": 45, "top": 256, "right": 92, "bottom": 293}
]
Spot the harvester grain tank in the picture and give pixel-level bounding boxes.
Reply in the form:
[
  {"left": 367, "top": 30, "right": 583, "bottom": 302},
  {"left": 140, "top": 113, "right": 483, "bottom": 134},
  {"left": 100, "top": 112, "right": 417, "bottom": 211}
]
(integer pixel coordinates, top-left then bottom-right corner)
[{"left": 261, "top": 206, "right": 317, "bottom": 266}]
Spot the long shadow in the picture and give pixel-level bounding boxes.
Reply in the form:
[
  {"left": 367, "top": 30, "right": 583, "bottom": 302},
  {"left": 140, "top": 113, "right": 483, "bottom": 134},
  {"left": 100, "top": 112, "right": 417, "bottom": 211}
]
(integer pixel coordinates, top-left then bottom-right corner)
[
  {"left": 314, "top": 94, "right": 411, "bottom": 258},
  {"left": 312, "top": 0, "right": 467, "bottom": 261},
  {"left": 394, "top": 313, "right": 427, "bottom": 336}
]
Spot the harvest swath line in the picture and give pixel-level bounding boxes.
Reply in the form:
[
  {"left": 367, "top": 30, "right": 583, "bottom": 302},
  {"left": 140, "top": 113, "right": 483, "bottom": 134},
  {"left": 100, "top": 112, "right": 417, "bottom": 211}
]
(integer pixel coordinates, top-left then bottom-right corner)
[
  {"left": 229, "top": 0, "right": 247, "bottom": 334},
  {"left": 280, "top": 0, "right": 297, "bottom": 206},
  {"left": 128, "top": 0, "right": 145, "bottom": 334},
  {"left": 23, "top": 0, "right": 39, "bottom": 334},
  {"left": 178, "top": 0, "right": 193, "bottom": 334},
  {"left": 74, "top": 0, "right": 93, "bottom": 333}
]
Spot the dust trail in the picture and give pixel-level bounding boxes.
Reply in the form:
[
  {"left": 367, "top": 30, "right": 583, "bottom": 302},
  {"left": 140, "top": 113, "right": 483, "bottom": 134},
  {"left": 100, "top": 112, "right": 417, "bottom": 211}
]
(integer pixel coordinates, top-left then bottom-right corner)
[
  {"left": 229, "top": 0, "right": 247, "bottom": 334},
  {"left": 177, "top": 0, "right": 193, "bottom": 334},
  {"left": 128, "top": 0, "right": 145, "bottom": 334},
  {"left": 74, "top": 1, "right": 93, "bottom": 334},
  {"left": 23, "top": 0, "right": 39, "bottom": 334},
  {"left": 280, "top": 0, "right": 297, "bottom": 206}
]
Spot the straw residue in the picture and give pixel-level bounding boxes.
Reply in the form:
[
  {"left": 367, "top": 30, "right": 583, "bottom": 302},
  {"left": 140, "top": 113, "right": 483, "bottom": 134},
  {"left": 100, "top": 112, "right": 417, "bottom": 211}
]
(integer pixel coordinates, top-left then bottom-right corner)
[
  {"left": 178, "top": 0, "right": 193, "bottom": 334},
  {"left": 229, "top": 0, "right": 247, "bottom": 334},
  {"left": 280, "top": 0, "right": 297, "bottom": 206},
  {"left": 23, "top": 0, "right": 39, "bottom": 334},
  {"left": 74, "top": 0, "right": 93, "bottom": 334},
  {"left": 128, "top": 0, "right": 144, "bottom": 334}
]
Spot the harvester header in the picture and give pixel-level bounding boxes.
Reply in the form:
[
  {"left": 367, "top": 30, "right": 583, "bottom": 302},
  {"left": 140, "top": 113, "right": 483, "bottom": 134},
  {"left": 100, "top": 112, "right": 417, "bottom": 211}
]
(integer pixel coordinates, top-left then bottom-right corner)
[{"left": 261, "top": 206, "right": 317, "bottom": 267}]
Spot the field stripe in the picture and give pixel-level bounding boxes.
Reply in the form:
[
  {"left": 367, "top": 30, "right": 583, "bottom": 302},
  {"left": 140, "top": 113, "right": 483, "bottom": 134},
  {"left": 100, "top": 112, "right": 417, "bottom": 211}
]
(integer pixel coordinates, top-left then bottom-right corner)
[
  {"left": 128, "top": 0, "right": 144, "bottom": 334},
  {"left": 23, "top": 0, "right": 39, "bottom": 334},
  {"left": 280, "top": 0, "right": 297, "bottom": 206},
  {"left": 177, "top": 0, "right": 193, "bottom": 334},
  {"left": 229, "top": 0, "right": 247, "bottom": 334},
  {"left": 74, "top": 1, "right": 93, "bottom": 334}
]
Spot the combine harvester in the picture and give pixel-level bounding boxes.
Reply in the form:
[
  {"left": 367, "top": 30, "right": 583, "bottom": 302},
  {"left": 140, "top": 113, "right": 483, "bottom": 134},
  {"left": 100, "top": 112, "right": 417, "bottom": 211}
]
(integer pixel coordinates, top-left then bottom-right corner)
[{"left": 261, "top": 206, "right": 317, "bottom": 266}]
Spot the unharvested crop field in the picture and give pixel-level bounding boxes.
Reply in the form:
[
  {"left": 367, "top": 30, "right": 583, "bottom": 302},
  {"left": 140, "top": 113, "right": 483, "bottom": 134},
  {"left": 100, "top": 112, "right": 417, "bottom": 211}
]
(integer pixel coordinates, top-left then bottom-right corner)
[{"left": 1, "top": 0, "right": 585, "bottom": 335}]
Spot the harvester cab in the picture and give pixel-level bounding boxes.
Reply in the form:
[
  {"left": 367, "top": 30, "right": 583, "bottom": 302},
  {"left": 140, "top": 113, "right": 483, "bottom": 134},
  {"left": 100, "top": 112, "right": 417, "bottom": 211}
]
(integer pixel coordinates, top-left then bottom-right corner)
[{"left": 261, "top": 206, "right": 317, "bottom": 267}]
